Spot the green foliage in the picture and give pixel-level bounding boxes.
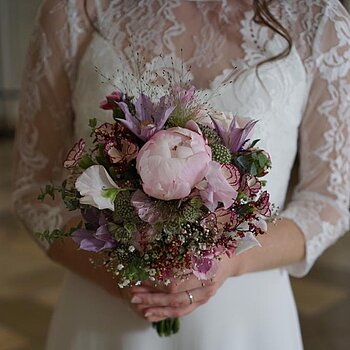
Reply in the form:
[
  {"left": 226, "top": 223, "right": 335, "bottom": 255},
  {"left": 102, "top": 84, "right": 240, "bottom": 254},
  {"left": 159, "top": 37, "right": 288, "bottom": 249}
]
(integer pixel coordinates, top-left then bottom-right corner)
[
  {"left": 35, "top": 221, "right": 82, "bottom": 245},
  {"left": 234, "top": 149, "right": 271, "bottom": 177},
  {"left": 163, "top": 221, "right": 181, "bottom": 236},
  {"left": 79, "top": 154, "right": 96, "bottom": 169},
  {"left": 37, "top": 180, "right": 80, "bottom": 211},
  {"left": 108, "top": 222, "right": 132, "bottom": 243},
  {"left": 37, "top": 184, "right": 56, "bottom": 201},
  {"left": 113, "top": 108, "right": 125, "bottom": 120},
  {"left": 95, "top": 144, "right": 111, "bottom": 169},
  {"left": 249, "top": 139, "right": 260, "bottom": 148},
  {"left": 123, "top": 256, "right": 148, "bottom": 281},
  {"left": 89, "top": 118, "right": 97, "bottom": 128}
]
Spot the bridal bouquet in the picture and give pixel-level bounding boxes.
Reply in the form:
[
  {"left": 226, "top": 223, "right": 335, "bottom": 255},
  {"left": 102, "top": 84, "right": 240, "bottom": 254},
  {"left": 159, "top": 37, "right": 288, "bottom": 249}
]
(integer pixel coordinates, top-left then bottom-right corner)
[{"left": 38, "top": 83, "right": 273, "bottom": 336}]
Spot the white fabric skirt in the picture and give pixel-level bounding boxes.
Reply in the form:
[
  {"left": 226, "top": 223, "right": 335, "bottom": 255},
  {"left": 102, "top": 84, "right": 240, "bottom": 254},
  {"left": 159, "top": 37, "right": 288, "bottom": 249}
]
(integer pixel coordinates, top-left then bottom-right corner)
[{"left": 46, "top": 268, "right": 303, "bottom": 349}]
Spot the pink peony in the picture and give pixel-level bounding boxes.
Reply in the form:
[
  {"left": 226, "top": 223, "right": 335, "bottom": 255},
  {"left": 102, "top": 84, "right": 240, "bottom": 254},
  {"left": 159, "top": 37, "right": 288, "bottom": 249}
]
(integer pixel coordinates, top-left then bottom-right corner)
[{"left": 136, "top": 127, "right": 212, "bottom": 200}]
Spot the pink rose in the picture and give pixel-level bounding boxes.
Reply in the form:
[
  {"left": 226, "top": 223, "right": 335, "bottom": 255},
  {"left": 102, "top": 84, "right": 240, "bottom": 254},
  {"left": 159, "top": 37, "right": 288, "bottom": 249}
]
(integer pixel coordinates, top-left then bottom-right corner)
[{"left": 136, "top": 127, "right": 212, "bottom": 200}]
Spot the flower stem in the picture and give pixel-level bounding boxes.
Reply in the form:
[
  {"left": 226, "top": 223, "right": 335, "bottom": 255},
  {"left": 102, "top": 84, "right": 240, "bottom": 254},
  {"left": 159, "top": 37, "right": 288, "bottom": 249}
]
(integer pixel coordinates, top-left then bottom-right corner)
[{"left": 152, "top": 318, "right": 180, "bottom": 337}]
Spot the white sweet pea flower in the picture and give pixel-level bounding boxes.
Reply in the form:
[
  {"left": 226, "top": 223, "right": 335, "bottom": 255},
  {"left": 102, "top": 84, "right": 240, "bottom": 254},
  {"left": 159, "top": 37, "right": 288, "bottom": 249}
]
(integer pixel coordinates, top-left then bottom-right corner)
[
  {"left": 75, "top": 165, "right": 119, "bottom": 211},
  {"left": 235, "top": 231, "right": 262, "bottom": 255}
]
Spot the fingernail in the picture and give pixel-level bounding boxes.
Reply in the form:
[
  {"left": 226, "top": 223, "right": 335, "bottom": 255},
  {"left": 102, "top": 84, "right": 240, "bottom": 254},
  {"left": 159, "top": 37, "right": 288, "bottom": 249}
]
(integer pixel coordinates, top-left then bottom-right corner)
[
  {"left": 131, "top": 296, "right": 142, "bottom": 304},
  {"left": 144, "top": 311, "right": 152, "bottom": 318}
]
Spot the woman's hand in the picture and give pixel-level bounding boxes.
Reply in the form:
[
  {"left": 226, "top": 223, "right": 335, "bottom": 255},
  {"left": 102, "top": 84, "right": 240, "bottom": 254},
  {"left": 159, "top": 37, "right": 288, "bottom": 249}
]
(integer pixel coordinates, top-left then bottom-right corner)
[
  {"left": 48, "top": 230, "right": 149, "bottom": 319},
  {"left": 130, "top": 254, "right": 238, "bottom": 322}
]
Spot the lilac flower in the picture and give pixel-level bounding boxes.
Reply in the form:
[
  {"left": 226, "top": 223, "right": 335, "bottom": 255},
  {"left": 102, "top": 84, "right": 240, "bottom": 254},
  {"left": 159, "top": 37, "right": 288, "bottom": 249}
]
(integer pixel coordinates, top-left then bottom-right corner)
[
  {"left": 72, "top": 215, "right": 116, "bottom": 252},
  {"left": 172, "top": 85, "right": 196, "bottom": 107},
  {"left": 211, "top": 115, "right": 258, "bottom": 153},
  {"left": 117, "top": 94, "right": 175, "bottom": 141}
]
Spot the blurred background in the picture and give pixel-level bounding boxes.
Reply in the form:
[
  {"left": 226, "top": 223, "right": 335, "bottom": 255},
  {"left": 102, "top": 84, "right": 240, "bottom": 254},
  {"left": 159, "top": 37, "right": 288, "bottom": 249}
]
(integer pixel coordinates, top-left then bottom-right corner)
[{"left": 1, "top": 1, "right": 350, "bottom": 349}]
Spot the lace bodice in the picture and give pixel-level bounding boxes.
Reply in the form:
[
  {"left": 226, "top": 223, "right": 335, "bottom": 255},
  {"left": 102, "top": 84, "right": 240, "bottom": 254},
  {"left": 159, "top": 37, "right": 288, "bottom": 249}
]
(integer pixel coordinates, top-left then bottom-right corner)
[{"left": 13, "top": 0, "right": 350, "bottom": 277}]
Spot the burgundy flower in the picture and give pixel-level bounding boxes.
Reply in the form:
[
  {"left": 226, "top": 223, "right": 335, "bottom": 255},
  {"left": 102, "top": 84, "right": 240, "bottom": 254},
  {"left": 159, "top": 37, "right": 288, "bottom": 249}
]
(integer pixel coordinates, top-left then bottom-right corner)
[
  {"left": 255, "top": 191, "right": 271, "bottom": 217},
  {"left": 100, "top": 90, "right": 124, "bottom": 110},
  {"left": 214, "top": 207, "right": 238, "bottom": 233},
  {"left": 105, "top": 139, "right": 138, "bottom": 164},
  {"left": 221, "top": 164, "right": 240, "bottom": 190},
  {"left": 94, "top": 123, "right": 115, "bottom": 143},
  {"left": 241, "top": 174, "right": 261, "bottom": 196},
  {"left": 63, "top": 138, "right": 85, "bottom": 168}
]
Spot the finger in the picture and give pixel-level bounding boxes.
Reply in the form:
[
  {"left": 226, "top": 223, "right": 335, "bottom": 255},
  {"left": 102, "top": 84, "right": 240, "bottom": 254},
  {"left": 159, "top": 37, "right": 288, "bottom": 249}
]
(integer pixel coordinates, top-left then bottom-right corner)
[
  {"left": 130, "top": 286, "right": 156, "bottom": 293},
  {"left": 132, "top": 285, "right": 215, "bottom": 308},
  {"left": 144, "top": 304, "right": 195, "bottom": 322},
  {"left": 164, "top": 276, "right": 215, "bottom": 294}
]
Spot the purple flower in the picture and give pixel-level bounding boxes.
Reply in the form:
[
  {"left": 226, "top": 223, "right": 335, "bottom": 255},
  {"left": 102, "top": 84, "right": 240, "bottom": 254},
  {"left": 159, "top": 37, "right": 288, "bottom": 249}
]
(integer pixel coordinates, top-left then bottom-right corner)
[
  {"left": 172, "top": 85, "right": 196, "bottom": 107},
  {"left": 117, "top": 94, "right": 175, "bottom": 141},
  {"left": 211, "top": 115, "right": 258, "bottom": 153},
  {"left": 72, "top": 215, "right": 116, "bottom": 252}
]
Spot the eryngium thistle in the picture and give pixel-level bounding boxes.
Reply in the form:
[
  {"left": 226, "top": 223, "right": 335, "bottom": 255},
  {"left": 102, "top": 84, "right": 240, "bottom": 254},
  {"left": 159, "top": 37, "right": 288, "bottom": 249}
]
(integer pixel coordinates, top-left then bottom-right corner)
[
  {"left": 211, "top": 143, "right": 232, "bottom": 164},
  {"left": 113, "top": 191, "right": 138, "bottom": 222},
  {"left": 198, "top": 124, "right": 221, "bottom": 145},
  {"left": 181, "top": 204, "right": 202, "bottom": 223}
]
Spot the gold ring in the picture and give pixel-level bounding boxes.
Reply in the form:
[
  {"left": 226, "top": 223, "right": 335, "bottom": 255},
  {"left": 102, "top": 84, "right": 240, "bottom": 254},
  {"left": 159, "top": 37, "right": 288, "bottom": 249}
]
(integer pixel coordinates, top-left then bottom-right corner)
[{"left": 186, "top": 290, "right": 194, "bottom": 305}]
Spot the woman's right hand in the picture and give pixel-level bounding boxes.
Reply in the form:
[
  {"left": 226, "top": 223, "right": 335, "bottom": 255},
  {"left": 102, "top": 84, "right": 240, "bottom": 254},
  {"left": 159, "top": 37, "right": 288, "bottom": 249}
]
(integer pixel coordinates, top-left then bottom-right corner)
[{"left": 48, "top": 234, "right": 152, "bottom": 320}]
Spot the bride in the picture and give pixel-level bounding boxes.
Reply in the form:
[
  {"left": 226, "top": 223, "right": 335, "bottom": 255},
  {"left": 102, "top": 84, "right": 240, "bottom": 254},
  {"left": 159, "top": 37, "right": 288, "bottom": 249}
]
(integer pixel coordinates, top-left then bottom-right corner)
[{"left": 13, "top": 0, "right": 350, "bottom": 349}]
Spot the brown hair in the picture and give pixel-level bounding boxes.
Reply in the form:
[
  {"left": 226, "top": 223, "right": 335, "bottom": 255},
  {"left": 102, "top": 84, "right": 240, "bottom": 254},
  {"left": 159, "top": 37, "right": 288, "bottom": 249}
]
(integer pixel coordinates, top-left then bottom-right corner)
[
  {"left": 84, "top": 0, "right": 292, "bottom": 67},
  {"left": 253, "top": 0, "right": 292, "bottom": 68}
]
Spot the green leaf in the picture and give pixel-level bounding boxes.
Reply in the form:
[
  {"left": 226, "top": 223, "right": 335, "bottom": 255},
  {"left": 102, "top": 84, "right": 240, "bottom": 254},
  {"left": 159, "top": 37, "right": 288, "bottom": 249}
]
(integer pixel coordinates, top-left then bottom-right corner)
[
  {"left": 189, "top": 197, "right": 203, "bottom": 209},
  {"left": 79, "top": 154, "right": 96, "bottom": 169},
  {"left": 124, "top": 222, "right": 137, "bottom": 234},
  {"left": 257, "top": 152, "right": 268, "bottom": 168},
  {"left": 89, "top": 118, "right": 97, "bottom": 128},
  {"left": 250, "top": 139, "right": 260, "bottom": 148},
  {"left": 113, "top": 109, "right": 125, "bottom": 121},
  {"left": 250, "top": 162, "right": 257, "bottom": 176}
]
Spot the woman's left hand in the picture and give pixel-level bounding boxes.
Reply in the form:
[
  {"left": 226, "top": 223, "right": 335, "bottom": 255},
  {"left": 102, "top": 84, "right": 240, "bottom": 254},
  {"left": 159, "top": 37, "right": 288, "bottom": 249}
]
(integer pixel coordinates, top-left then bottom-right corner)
[{"left": 130, "top": 254, "right": 238, "bottom": 322}]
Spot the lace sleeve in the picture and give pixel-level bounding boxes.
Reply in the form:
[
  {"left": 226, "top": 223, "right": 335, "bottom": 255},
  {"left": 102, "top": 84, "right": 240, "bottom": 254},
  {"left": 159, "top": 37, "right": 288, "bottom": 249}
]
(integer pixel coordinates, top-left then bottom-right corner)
[
  {"left": 12, "top": 0, "right": 89, "bottom": 250},
  {"left": 281, "top": 1, "right": 350, "bottom": 277}
]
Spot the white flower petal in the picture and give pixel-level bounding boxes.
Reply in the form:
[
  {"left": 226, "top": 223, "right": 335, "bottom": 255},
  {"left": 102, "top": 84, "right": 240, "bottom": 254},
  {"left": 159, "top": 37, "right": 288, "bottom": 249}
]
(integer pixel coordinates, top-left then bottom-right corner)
[
  {"left": 75, "top": 165, "right": 118, "bottom": 210},
  {"left": 235, "top": 232, "right": 261, "bottom": 255}
]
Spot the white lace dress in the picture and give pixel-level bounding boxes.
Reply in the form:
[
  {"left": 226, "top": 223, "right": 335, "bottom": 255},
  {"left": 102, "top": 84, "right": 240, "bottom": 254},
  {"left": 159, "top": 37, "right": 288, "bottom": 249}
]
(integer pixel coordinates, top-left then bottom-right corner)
[{"left": 13, "top": 1, "right": 350, "bottom": 349}]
